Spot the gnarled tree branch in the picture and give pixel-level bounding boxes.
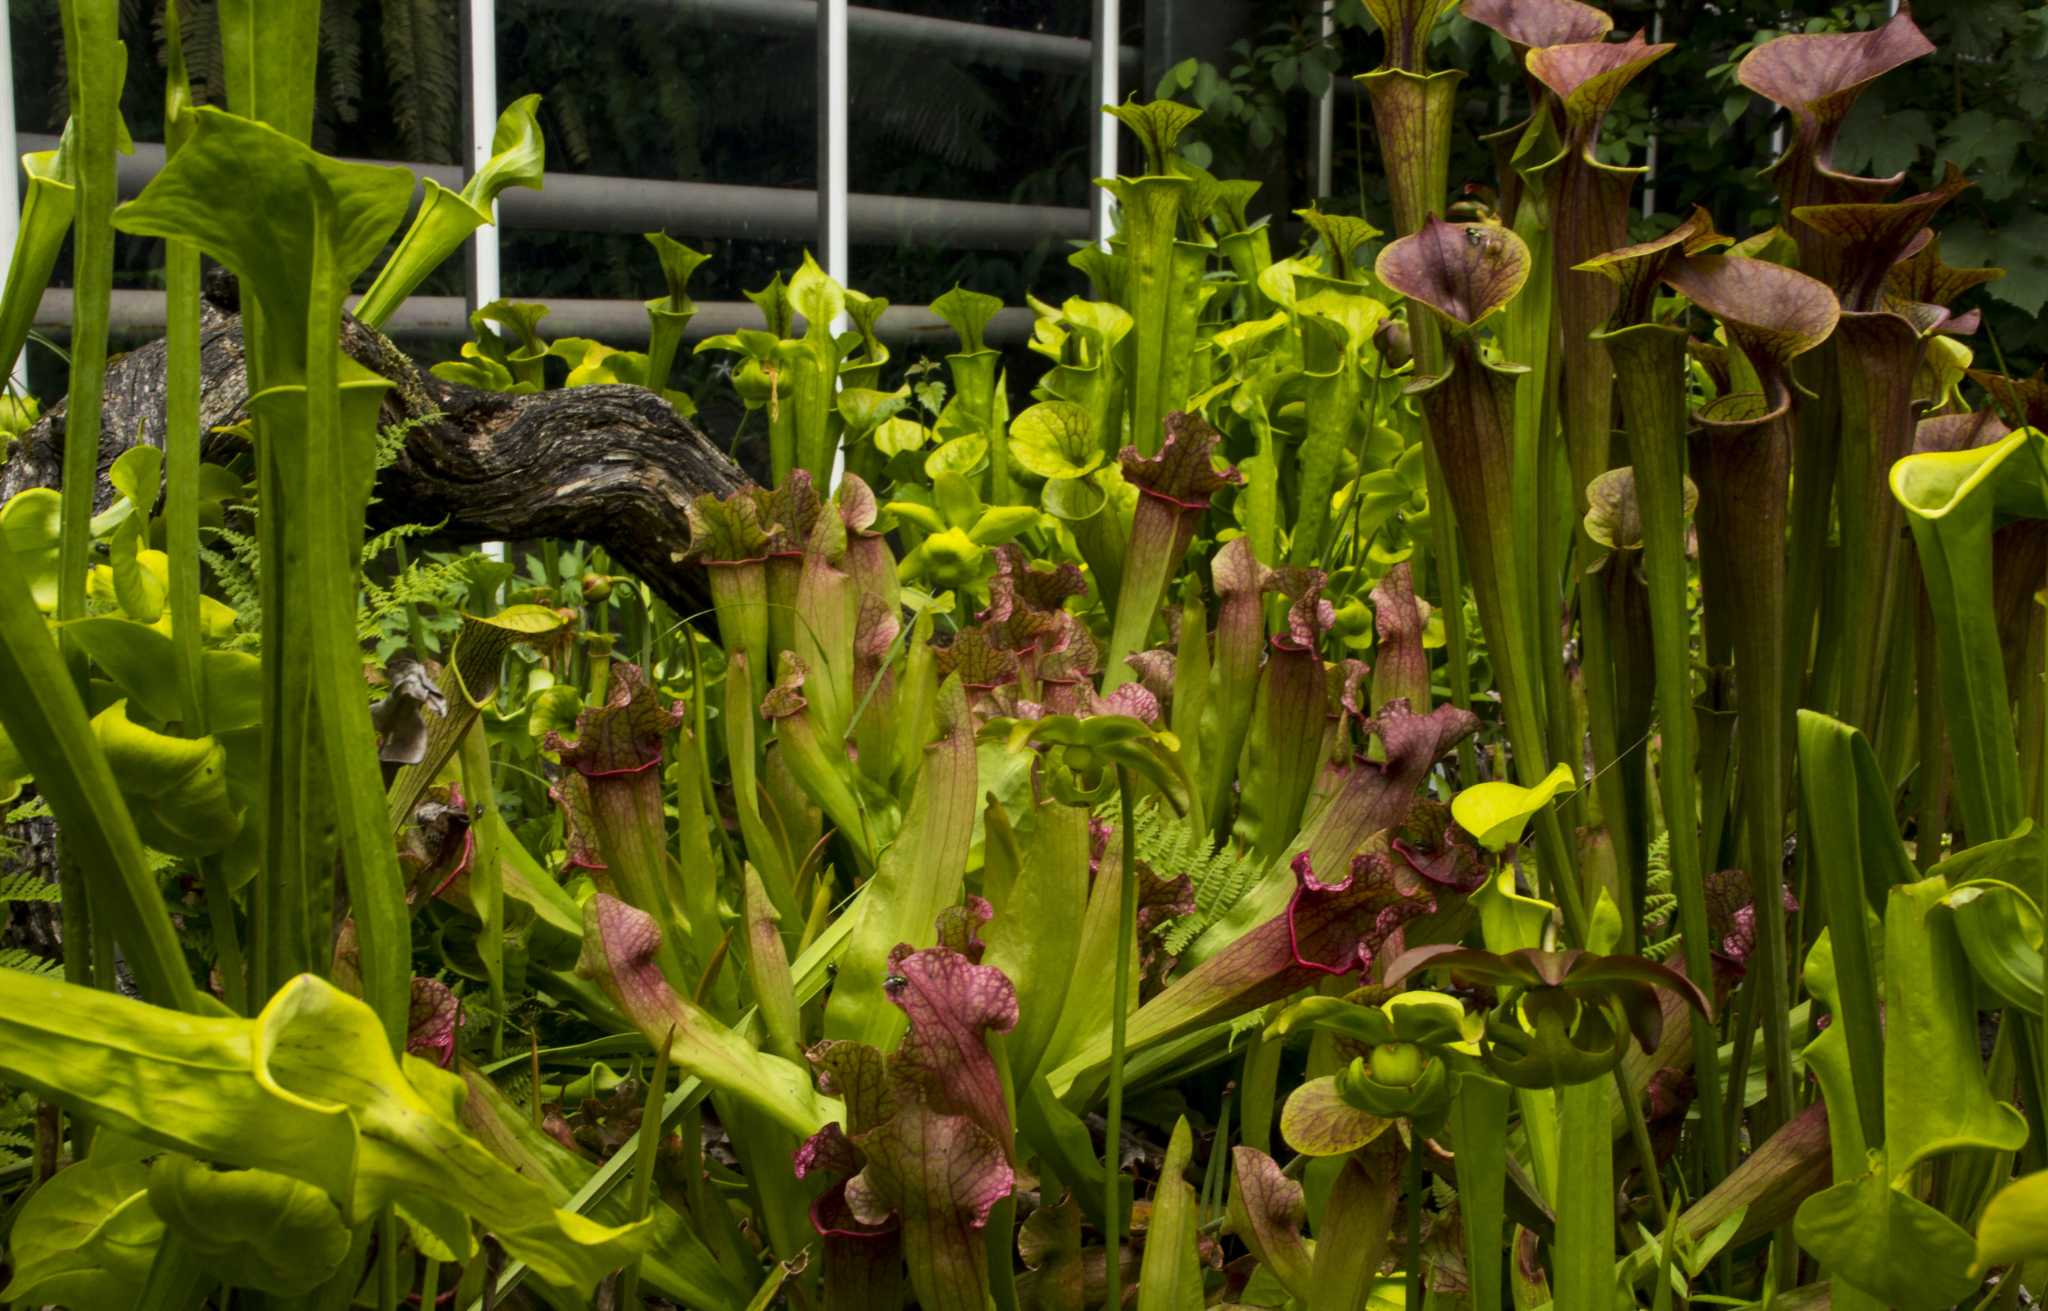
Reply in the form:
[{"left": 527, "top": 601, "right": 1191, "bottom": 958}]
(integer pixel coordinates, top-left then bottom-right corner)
[{"left": 0, "top": 291, "right": 749, "bottom": 618}]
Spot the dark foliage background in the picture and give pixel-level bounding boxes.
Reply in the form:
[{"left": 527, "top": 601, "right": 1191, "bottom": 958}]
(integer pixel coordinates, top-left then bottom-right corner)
[{"left": 10, "top": 0, "right": 2046, "bottom": 399}]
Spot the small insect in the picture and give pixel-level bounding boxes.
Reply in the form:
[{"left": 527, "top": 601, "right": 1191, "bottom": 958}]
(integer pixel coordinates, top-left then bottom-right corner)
[
  {"left": 1464, "top": 224, "right": 1508, "bottom": 261},
  {"left": 882, "top": 973, "right": 909, "bottom": 992}
]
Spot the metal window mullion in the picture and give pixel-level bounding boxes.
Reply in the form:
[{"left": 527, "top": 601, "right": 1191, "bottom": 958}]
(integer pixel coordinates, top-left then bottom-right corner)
[
  {"left": 0, "top": 0, "right": 22, "bottom": 392},
  {"left": 1090, "top": 0, "right": 1119, "bottom": 247},
  {"left": 819, "top": 0, "right": 849, "bottom": 485},
  {"left": 1313, "top": 1, "right": 1334, "bottom": 200},
  {"left": 460, "top": 0, "right": 501, "bottom": 313},
  {"left": 818, "top": 0, "right": 849, "bottom": 290},
  {"left": 460, "top": 0, "right": 507, "bottom": 569}
]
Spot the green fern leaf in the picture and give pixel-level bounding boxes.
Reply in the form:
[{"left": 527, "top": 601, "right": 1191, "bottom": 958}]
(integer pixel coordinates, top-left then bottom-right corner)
[
  {"left": 0, "top": 871, "right": 60, "bottom": 904},
  {"left": 382, "top": 0, "right": 460, "bottom": 165},
  {"left": 0, "top": 948, "right": 62, "bottom": 977},
  {"left": 1639, "top": 831, "right": 1680, "bottom": 962},
  {"left": 1101, "top": 801, "right": 1266, "bottom": 957}
]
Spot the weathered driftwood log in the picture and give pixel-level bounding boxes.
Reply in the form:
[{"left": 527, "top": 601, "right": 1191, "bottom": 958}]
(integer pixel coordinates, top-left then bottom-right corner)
[{"left": 0, "top": 279, "right": 748, "bottom": 617}]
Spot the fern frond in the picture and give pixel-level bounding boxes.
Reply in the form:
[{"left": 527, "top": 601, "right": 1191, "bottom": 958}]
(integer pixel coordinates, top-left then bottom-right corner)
[
  {"left": 359, "top": 552, "right": 487, "bottom": 642},
  {"left": 158, "top": 0, "right": 230, "bottom": 110},
  {"left": 381, "top": 0, "right": 459, "bottom": 165},
  {"left": 1101, "top": 801, "right": 1266, "bottom": 957},
  {"left": 546, "top": 83, "right": 593, "bottom": 167},
  {"left": 372, "top": 412, "right": 447, "bottom": 486},
  {"left": 1639, "top": 831, "right": 1680, "bottom": 962},
  {"left": 0, "top": 1089, "right": 34, "bottom": 1132},
  {"left": 361, "top": 518, "right": 450, "bottom": 567},
  {"left": 201, "top": 521, "right": 264, "bottom": 632},
  {"left": 7, "top": 796, "right": 50, "bottom": 823},
  {"left": 1225, "top": 1009, "right": 1272, "bottom": 1044},
  {"left": 0, "top": 948, "right": 62, "bottom": 977},
  {"left": 321, "top": 0, "right": 365, "bottom": 124},
  {"left": 0, "top": 871, "right": 59, "bottom": 904}
]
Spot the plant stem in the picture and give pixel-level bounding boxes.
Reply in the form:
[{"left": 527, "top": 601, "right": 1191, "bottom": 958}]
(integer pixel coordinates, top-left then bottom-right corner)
[
  {"left": 1404, "top": 1129, "right": 1424, "bottom": 1310},
  {"left": 1238, "top": 1012, "right": 1284, "bottom": 1158},
  {"left": 200, "top": 857, "right": 247, "bottom": 1016},
  {"left": 91, "top": 894, "right": 117, "bottom": 995},
  {"left": 394, "top": 537, "right": 432, "bottom": 659},
  {"left": 1422, "top": 445, "right": 1482, "bottom": 787},
  {"left": 529, "top": 1024, "right": 543, "bottom": 1130},
  {"left": 1604, "top": 321, "right": 1728, "bottom": 1189},
  {"left": 460, "top": 721, "right": 505, "bottom": 1060},
  {"left": 1720, "top": 965, "right": 1761, "bottom": 1163},
  {"left": 165, "top": 231, "right": 206, "bottom": 733},
  {"left": 1199, "top": 1081, "right": 1235, "bottom": 1225},
  {"left": 1104, "top": 764, "right": 1138, "bottom": 1311},
  {"left": 1615, "top": 1062, "right": 1669, "bottom": 1229},
  {"left": 618, "top": 1026, "right": 675, "bottom": 1309},
  {"left": 164, "top": 2, "right": 204, "bottom": 729},
  {"left": 379, "top": 1205, "right": 403, "bottom": 1311},
  {"left": 54, "top": 0, "right": 117, "bottom": 654},
  {"left": 59, "top": 849, "right": 90, "bottom": 990}
]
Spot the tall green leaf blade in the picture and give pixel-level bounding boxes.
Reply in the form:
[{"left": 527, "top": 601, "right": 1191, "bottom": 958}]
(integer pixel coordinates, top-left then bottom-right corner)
[
  {"left": 0, "top": 535, "right": 202, "bottom": 1011},
  {"left": 163, "top": 0, "right": 207, "bottom": 736},
  {"left": 54, "top": 1, "right": 121, "bottom": 640},
  {"left": 216, "top": 0, "right": 319, "bottom": 141},
  {"left": 1134, "top": 1118, "right": 1203, "bottom": 1311},
  {"left": 1794, "top": 710, "right": 1898, "bottom": 1150},
  {"left": 1552, "top": 1078, "right": 1614, "bottom": 1311},
  {"left": 825, "top": 676, "right": 978, "bottom": 1050},
  {"left": 114, "top": 105, "right": 414, "bottom": 1037}
]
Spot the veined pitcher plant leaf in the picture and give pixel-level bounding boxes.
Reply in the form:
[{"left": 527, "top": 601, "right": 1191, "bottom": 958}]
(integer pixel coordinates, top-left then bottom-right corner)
[
  {"left": 147, "top": 1154, "right": 352, "bottom": 1294},
  {"left": 0, "top": 969, "right": 654, "bottom": 1291},
  {"left": 1224, "top": 1146, "right": 1312, "bottom": 1303},
  {"left": 1973, "top": 1169, "right": 2048, "bottom": 1276},
  {"left": 1279, "top": 1074, "right": 1391, "bottom": 1157},
  {"left": 1576, "top": 204, "right": 1730, "bottom": 326},
  {"left": 386, "top": 604, "right": 567, "bottom": 825},
  {"left": 932, "top": 284, "right": 1003, "bottom": 354},
  {"left": 1461, "top": 0, "right": 1611, "bottom": 54},
  {"left": 112, "top": 105, "right": 411, "bottom": 382},
  {"left": 91, "top": 698, "right": 241, "bottom": 857},
  {"left": 1375, "top": 214, "right": 1531, "bottom": 328},
  {"left": 827, "top": 676, "right": 979, "bottom": 1050},
  {"left": 0, "top": 1140, "right": 161, "bottom": 1311},
  {"left": 576, "top": 891, "right": 843, "bottom": 1137},
  {"left": 843, "top": 1104, "right": 1015, "bottom": 1311},
  {"left": 1103, "top": 97, "right": 1203, "bottom": 176},
  {"left": 1049, "top": 851, "right": 1436, "bottom": 1098}
]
